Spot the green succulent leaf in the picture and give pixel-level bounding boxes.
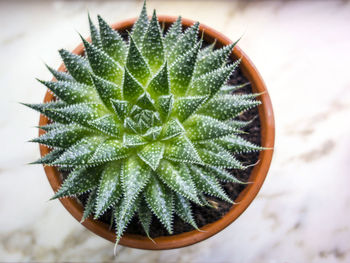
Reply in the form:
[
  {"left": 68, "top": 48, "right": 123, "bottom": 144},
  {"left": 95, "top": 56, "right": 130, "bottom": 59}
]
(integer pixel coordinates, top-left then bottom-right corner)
[
  {"left": 114, "top": 195, "right": 140, "bottom": 245},
  {"left": 198, "top": 40, "right": 216, "bottom": 59},
  {"left": 172, "top": 96, "right": 207, "bottom": 122},
  {"left": 147, "top": 62, "right": 170, "bottom": 98},
  {"left": 31, "top": 124, "right": 91, "bottom": 148},
  {"left": 126, "top": 36, "right": 151, "bottom": 86},
  {"left": 137, "top": 141, "right": 164, "bottom": 170},
  {"left": 98, "top": 15, "right": 127, "bottom": 64},
  {"left": 194, "top": 43, "right": 234, "bottom": 77},
  {"left": 81, "top": 37, "right": 123, "bottom": 84},
  {"left": 157, "top": 160, "right": 200, "bottom": 204},
  {"left": 161, "top": 118, "right": 184, "bottom": 141},
  {"left": 123, "top": 68, "right": 145, "bottom": 102},
  {"left": 110, "top": 99, "right": 129, "bottom": 121},
  {"left": 188, "top": 61, "right": 240, "bottom": 97},
  {"left": 89, "top": 139, "right": 128, "bottom": 164},
  {"left": 142, "top": 10, "right": 164, "bottom": 72},
  {"left": 136, "top": 92, "right": 155, "bottom": 110},
  {"left": 95, "top": 161, "right": 122, "bottom": 218},
  {"left": 114, "top": 157, "right": 150, "bottom": 242},
  {"left": 90, "top": 74, "right": 122, "bottom": 109},
  {"left": 50, "top": 103, "right": 107, "bottom": 127},
  {"left": 59, "top": 49, "right": 92, "bottom": 85},
  {"left": 52, "top": 167, "right": 101, "bottom": 199},
  {"left": 88, "top": 14, "right": 102, "bottom": 48},
  {"left": 46, "top": 64, "right": 74, "bottom": 82},
  {"left": 81, "top": 188, "right": 98, "bottom": 222},
  {"left": 168, "top": 22, "right": 199, "bottom": 65},
  {"left": 195, "top": 141, "right": 244, "bottom": 169},
  {"left": 123, "top": 133, "right": 147, "bottom": 147},
  {"left": 174, "top": 192, "right": 198, "bottom": 229},
  {"left": 137, "top": 199, "right": 153, "bottom": 238},
  {"left": 145, "top": 175, "right": 174, "bottom": 233},
  {"left": 156, "top": 95, "right": 174, "bottom": 121},
  {"left": 23, "top": 101, "right": 70, "bottom": 124},
  {"left": 38, "top": 80, "right": 98, "bottom": 104},
  {"left": 200, "top": 165, "right": 246, "bottom": 184},
  {"left": 198, "top": 95, "right": 261, "bottom": 120},
  {"left": 143, "top": 126, "right": 162, "bottom": 141},
  {"left": 188, "top": 164, "right": 233, "bottom": 203},
  {"left": 30, "top": 148, "right": 65, "bottom": 165},
  {"left": 52, "top": 137, "right": 104, "bottom": 166},
  {"left": 88, "top": 114, "right": 121, "bottom": 136},
  {"left": 164, "top": 16, "right": 182, "bottom": 52},
  {"left": 184, "top": 114, "right": 238, "bottom": 141},
  {"left": 163, "top": 135, "right": 201, "bottom": 163},
  {"left": 131, "top": 1, "right": 149, "bottom": 46},
  {"left": 169, "top": 42, "right": 200, "bottom": 96},
  {"left": 214, "top": 135, "right": 264, "bottom": 154}
]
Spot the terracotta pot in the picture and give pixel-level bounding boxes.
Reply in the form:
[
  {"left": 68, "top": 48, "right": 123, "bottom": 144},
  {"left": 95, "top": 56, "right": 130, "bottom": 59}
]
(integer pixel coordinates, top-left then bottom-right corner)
[{"left": 39, "top": 15, "right": 275, "bottom": 250}]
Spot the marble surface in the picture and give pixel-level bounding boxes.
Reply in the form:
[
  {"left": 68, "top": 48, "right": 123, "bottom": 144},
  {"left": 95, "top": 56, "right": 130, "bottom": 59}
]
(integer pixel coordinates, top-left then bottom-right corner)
[{"left": 1, "top": 0, "right": 350, "bottom": 262}]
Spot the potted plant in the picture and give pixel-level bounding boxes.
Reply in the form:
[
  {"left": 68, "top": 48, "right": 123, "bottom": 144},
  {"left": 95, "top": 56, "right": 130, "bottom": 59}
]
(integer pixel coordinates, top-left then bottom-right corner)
[{"left": 25, "top": 2, "right": 274, "bottom": 251}]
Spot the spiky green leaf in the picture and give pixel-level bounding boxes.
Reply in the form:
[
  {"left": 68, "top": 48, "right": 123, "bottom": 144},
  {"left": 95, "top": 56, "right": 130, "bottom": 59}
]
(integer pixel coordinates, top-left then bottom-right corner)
[
  {"left": 38, "top": 80, "right": 98, "bottom": 104},
  {"left": 161, "top": 118, "right": 184, "bottom": 141},
  {"left": 59, "top": 49, "right": 92, "bottom": 85},
  {"left": 198, "top": 95, "right": 261, "bottom": 120},
  {"left": 155, "top": 95, "right": 174, "bottom": 121},
  {"left": 163, "top": 135, "right": 201, "bottom": 163},
  {"left": 188, "top": 164, "right": 233, "bottom": 203},
  {"left": 137, "top": 199, "right": 153, "bottom": 238},
  {"left": 174, "top": 192, "right": 198, "bottom": 229},
  {"left": 145, "top": 175, "right": 173, "bottom": 233},
  {"left": 126, "top": 37, "right": 151, "bottom": 86},
  {"left": 131, "top": 1, "right": 149, "bottom": 46},
  {"left": 163, "top": 16, "right": 182, "bottom": 52},
  {"left": 169, "top": 42, "right": 200, "bottom": 96},
  {"left": 195, "top": 141, "right": 244, "bottom": 169},
  {"left": 147, "top": 62, "right": 170, "bottom": 98},
  {"left": 188, "top": 61, "right": 240, "bottom": 97},
  {"left": 50, "top": 103, "right": 106, "bottom": 127},
  {"left": 142, "top": 10, "right": 164, "bottom": 72},
  {"left": 95, "top": 161, "right": 122, "bottom": 218},
  {"left": 157, "top": 160, "right": 200, "bottom": 204},
  {"left": 88, "top": 14, "right": 102, "bottom": 48},
  {"left": 88, "top": 114, "right": 121, "bottom": 136},
  {"left": 168, "top": 22, "right": 199, "bottom": 64},
  {"left": 98, "top": 15, "right": 127, "bottom": 64},
  {"left": 89, "top": 139, "right": 128, "bottom": 164},
  {"left": 90, "top": 74, "right": 122, "bottom": 109},
  {"left": 194, "top": 43, "right": 234, "bottom": 77},
  {"left": 52, "top": 167, "right": 101, "bottom": 198},
  {"left": 122, "top": 68, "right": 145, "bottom": 102},
  {"left": 81, "top": 37, "right": 123, "bottom": 84},
  {"left": 30, "top": 148, "right": 64, "bottom": 165},
  {"left": 214, "top": 135, "right": 264, "bottom": 154},
  {"left": 172, "top": 96, "right": 207, "bottom": 122},
  {"left": 31, "top": 124, "right": 91, "bottom": 148},
  {"left": 137, "top": 141, "right": 164, "bottom": 170},
  {"left": 184, "top": 114, "right": 238, "bottom": 141},
  {"left": 46, "top": 64, "right": 74, "bottom": 82},
  {"left": 81, "top": 188, "right": 97, "bottom": 222},
  {"left": 52, "top": 137, "right": 103, "bottom": 166}
]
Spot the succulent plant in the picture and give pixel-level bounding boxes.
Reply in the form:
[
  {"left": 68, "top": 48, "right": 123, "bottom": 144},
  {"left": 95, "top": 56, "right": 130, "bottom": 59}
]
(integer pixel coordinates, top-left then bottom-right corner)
[{"left": 25, "top": 2, "right": 264, "bottom": 247}]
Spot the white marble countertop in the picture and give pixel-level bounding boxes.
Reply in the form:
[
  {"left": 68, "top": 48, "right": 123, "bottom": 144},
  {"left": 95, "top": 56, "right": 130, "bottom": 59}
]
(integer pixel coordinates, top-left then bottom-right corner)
[{"left": 1, "top": 0, "right": 350, "bottom": 262}]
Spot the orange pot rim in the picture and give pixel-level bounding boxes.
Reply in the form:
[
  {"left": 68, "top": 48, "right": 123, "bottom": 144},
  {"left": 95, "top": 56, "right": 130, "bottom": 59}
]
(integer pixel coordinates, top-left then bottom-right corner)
[{"left": 39, "top": 15, "right": 275, "bottom": 250}]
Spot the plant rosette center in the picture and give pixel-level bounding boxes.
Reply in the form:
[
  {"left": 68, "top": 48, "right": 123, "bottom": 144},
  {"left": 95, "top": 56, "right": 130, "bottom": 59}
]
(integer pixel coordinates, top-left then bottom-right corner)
[{"left": 25, "top": 1, "right": 264, "bottom": 247}]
